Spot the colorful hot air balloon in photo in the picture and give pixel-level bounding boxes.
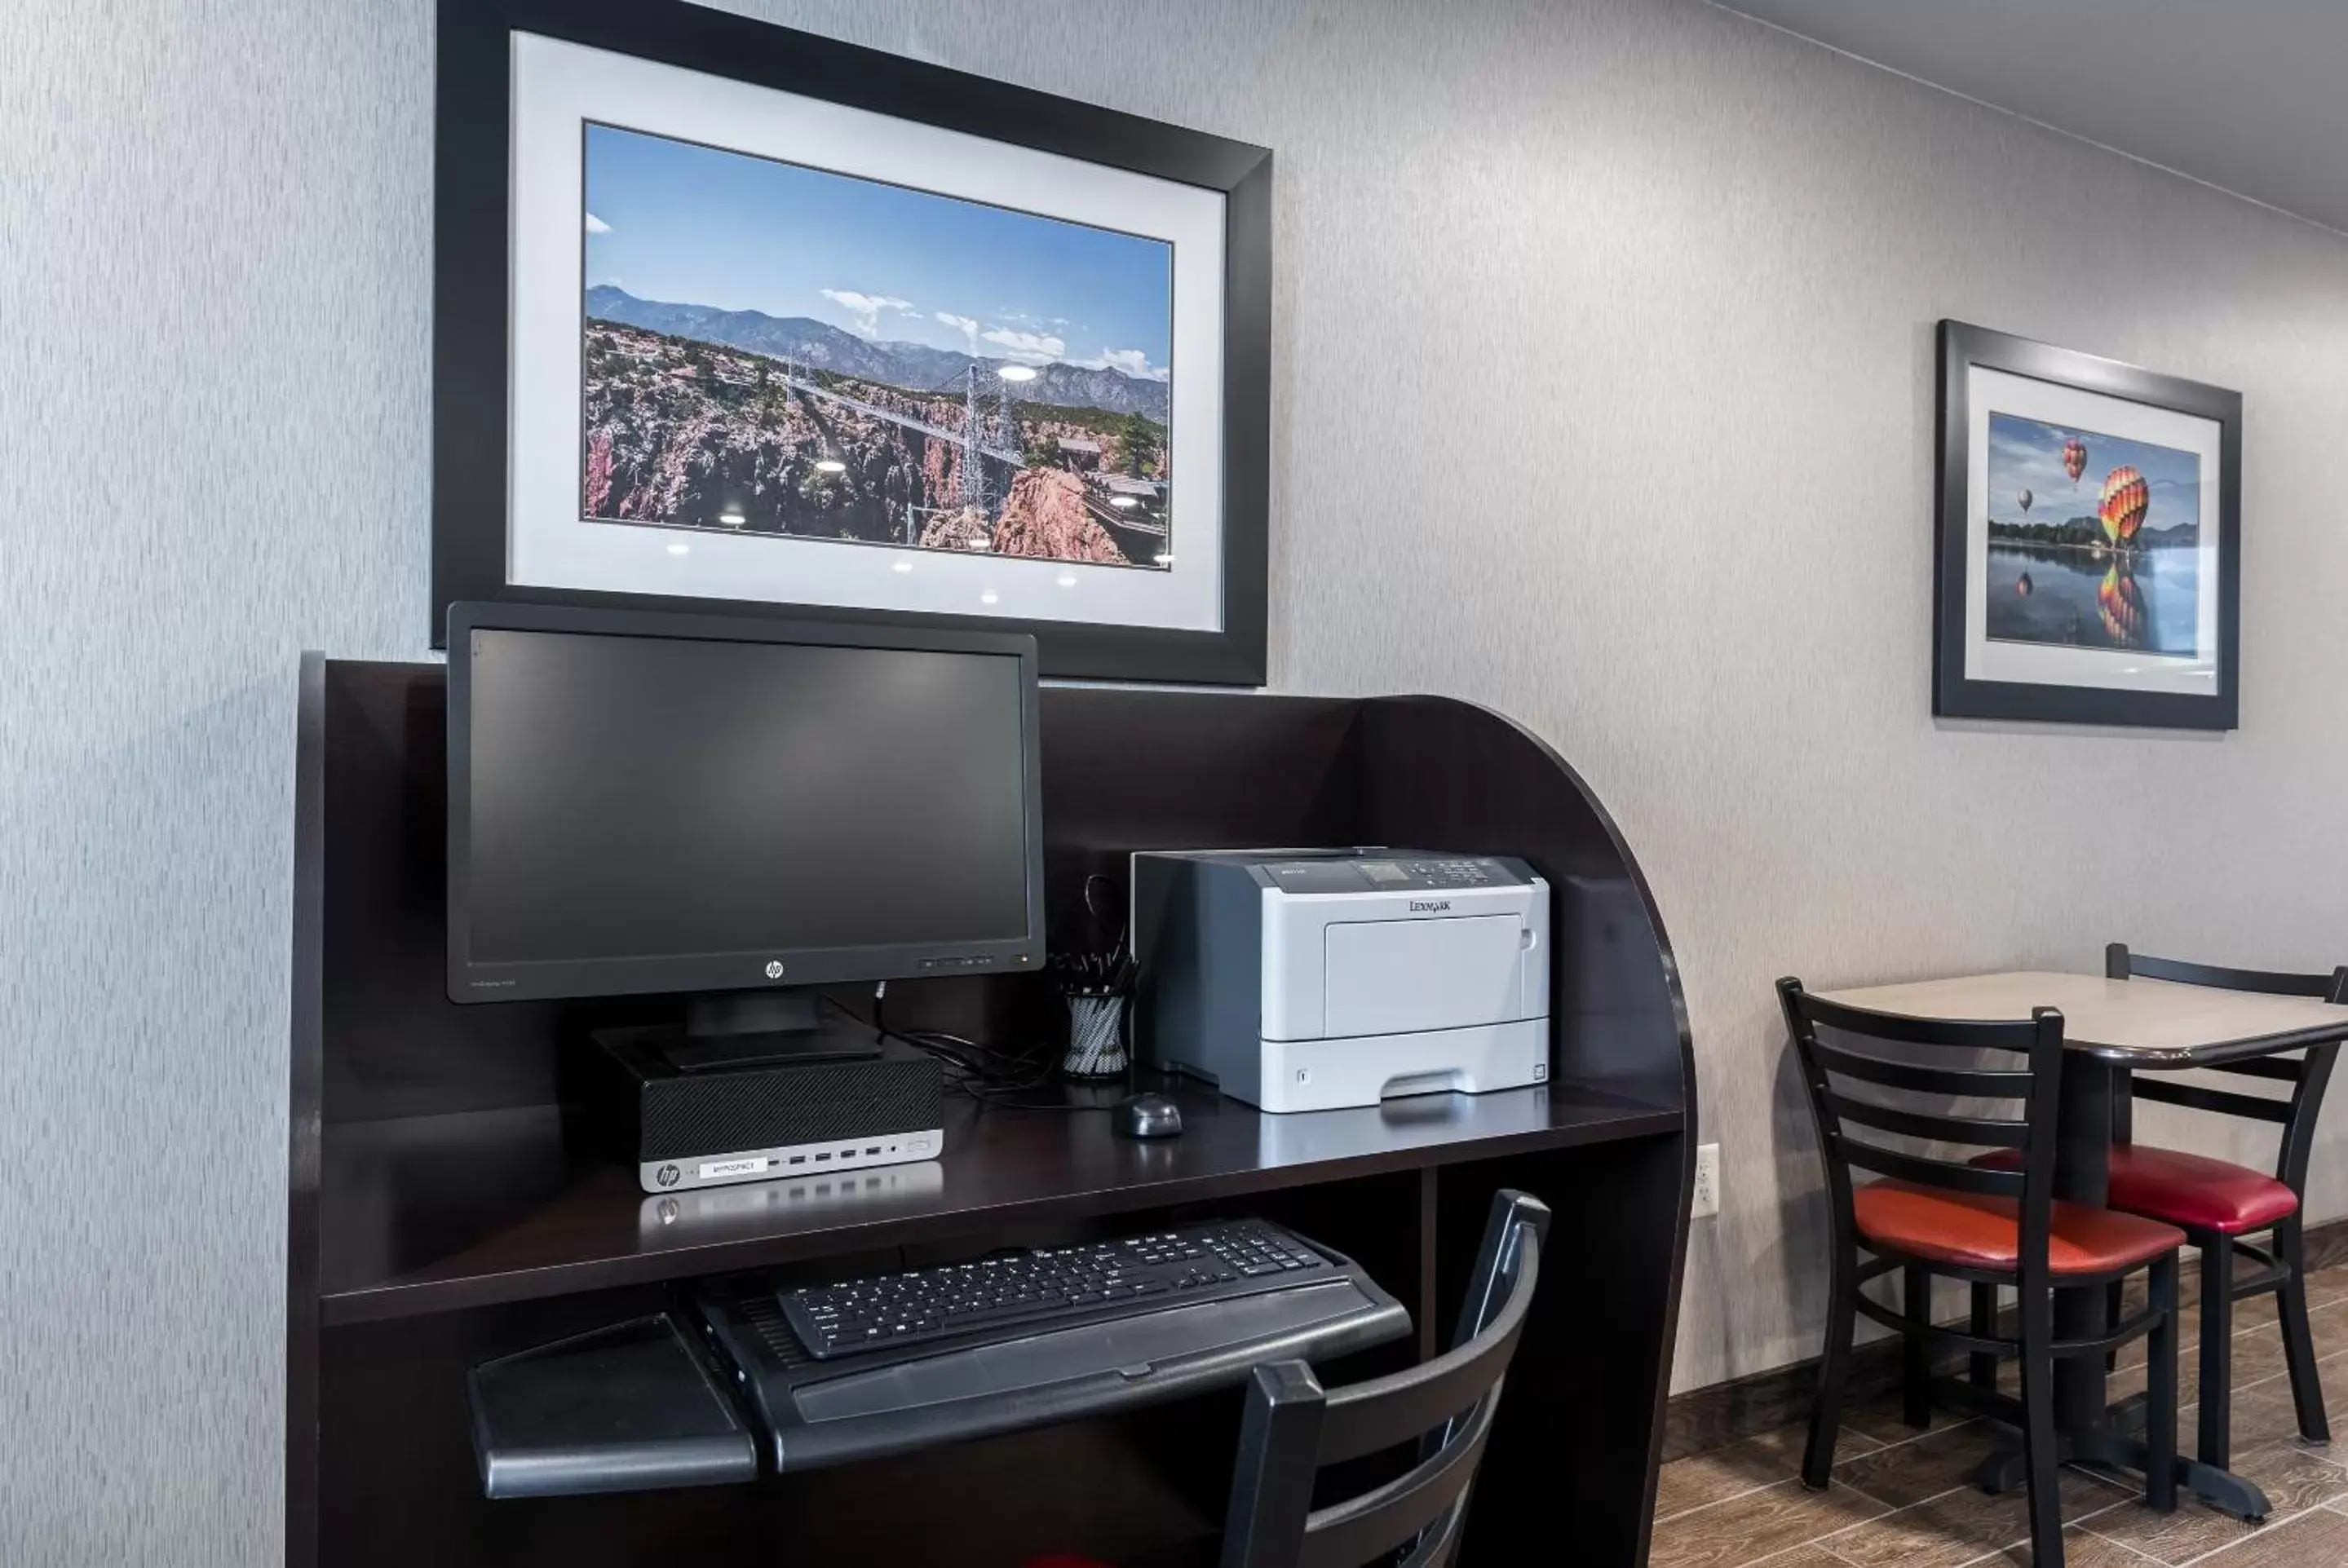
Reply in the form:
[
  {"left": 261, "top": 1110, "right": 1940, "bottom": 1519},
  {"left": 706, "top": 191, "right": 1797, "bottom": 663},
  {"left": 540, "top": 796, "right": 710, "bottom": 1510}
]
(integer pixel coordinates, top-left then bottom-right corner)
[
  {"left": 2018, "top": 488, "right": 2033, "bottom": 513},
  {"left": 2098, "top": 465, "right": 2149, "bottom": 545},
  {"left": 2063, "top": 438, "right": 2089, "bottom": 488},
  {"left": 2097, "top": 565, "right": 2145, "bottom": 647}
]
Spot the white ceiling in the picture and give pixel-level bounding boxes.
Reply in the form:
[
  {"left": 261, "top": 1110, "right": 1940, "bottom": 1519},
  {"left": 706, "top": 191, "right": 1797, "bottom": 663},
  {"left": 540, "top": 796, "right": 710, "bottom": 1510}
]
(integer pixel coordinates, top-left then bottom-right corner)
[{"left": 1710, "top": 0, "right": 2348, "bottom": 233}]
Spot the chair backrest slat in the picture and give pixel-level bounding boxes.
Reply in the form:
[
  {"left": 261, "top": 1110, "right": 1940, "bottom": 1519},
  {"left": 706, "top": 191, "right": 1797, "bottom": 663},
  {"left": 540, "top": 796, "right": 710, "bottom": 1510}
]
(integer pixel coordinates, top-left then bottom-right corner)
[
  {"left": 1780, "top": 977, "right": 2066, "bottom": 1284},
  {"left": 1298, "top": 1392, "right": 1500, "bottom": 1568},
  {"left": 2207, "top": 1056, "right": 2310, "bottom": 1084},
  {"left": 1825, "top": 1091, "right": 2029, "bottom": 1150},
  {"left": 1395, "top": 1492, "right": 1469, "bottom": 1568},
  {"left": 1807, "top": 1037, "right": 2035, "bottom": 1098},
  {"left": 2128, "top": 1078, "right": 2293, "bottom": 1124},
  {"left": 1838, "top": 1140, "right": 2026, "bottom": 1196},
  {"left": 1796, "top": 991, "right": 2049, "bottom": 1051},
  {"left": 1317, "top": 1232, "right": 1537, "bottom": 1464},
  {"left": 2109, "top": 943, "right": 2348, "bottom": 1001},
  {"left": 1218, "top": 1191, "right": 1549, "bottom": 1568},
  {"left": 2107, "top": 944, "right": 2347, "bottom": 1192}
]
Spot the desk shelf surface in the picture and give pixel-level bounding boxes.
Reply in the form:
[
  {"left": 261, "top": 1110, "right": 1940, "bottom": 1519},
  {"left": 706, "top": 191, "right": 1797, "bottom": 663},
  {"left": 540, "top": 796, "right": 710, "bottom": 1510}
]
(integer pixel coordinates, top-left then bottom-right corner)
[{"left": 321, "top": 1080, "right": 1678, "bottom": 1323}]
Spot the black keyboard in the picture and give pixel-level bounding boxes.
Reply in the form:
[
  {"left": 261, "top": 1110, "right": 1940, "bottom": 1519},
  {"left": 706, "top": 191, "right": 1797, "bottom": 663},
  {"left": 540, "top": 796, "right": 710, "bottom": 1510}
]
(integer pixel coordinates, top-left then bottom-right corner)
[{"left": 780, "top": 1217, "right": 1332, "bottom": 1360}]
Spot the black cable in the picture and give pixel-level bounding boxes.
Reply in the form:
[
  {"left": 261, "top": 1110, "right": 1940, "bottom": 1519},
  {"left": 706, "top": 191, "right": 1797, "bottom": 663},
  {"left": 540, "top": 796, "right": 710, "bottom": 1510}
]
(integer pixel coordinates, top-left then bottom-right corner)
[
  {"left": 860, "top": 987, "right": 1019, "bottom": 1071},
  {"left": 1082, "top": 872, "right": 1122, "bottom": 933},
  {"left": 834, "top": 987, "right": 1117, "bottom": 1115},
  {"left": 1082, "top": 872, "right": 1131, "bottom": 977}
]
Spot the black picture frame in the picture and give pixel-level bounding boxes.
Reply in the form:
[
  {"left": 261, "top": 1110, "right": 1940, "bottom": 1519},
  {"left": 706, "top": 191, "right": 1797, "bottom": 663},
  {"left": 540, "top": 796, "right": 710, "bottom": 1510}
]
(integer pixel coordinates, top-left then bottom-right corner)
[
  {"left": 432, "top": 0, "right": 1271, "bottom": 685},
  {"left": 1935, "top": 320, "right": 2241, "bottom": 730}
]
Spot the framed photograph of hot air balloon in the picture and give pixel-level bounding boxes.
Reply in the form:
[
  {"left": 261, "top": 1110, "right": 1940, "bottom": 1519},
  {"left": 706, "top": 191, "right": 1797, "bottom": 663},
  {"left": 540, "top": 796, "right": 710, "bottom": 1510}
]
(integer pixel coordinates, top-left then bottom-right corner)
[
  {"left": 1935, "top": 320, "right": 2241, "bottom": 730},
  {"left": 429, "top": 0, "right": 1273, "bottom": 685}
]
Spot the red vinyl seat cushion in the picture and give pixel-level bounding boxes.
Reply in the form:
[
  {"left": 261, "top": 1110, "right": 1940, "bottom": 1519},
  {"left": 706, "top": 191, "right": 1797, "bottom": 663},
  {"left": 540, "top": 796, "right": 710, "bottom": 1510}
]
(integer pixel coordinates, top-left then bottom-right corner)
[
  {"left": 1970, "top": 1146, "right": 2298, "bottom": 1235},
  {"left": 1852, "top": 1180, "right": 2184, "bottom": 1275},
  {"left": 2103, "top": 1146, "right": 2298, "bottom": 1235}
]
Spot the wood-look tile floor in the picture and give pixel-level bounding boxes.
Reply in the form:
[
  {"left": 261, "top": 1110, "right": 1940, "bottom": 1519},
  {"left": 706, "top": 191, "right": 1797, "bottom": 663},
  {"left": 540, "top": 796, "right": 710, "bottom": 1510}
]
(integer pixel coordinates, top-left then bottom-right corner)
[{"left": 1651, "top": 1262, "right": 2348, "bottom": 1568}]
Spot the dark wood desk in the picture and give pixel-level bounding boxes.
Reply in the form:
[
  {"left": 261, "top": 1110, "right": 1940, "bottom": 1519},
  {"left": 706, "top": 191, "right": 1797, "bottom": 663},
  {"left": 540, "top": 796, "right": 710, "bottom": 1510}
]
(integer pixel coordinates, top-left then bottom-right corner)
[
  {"left": 288, "top": 660, "right": 1697, "bottom": 1568},
  {"left": 1820, "top": 971, "right": 2348, "bottom": 1519}
]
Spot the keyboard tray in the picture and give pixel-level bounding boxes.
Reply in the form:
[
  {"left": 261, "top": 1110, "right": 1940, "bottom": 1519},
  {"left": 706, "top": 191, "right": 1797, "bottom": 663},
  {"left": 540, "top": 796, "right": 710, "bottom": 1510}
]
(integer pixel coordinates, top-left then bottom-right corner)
[
  {"left": 694, "top": 1257, "right": 1410, "bottom": 1473},
  {"left": 465, "top": 1248, "right": 1411, "bottom": 1495}
]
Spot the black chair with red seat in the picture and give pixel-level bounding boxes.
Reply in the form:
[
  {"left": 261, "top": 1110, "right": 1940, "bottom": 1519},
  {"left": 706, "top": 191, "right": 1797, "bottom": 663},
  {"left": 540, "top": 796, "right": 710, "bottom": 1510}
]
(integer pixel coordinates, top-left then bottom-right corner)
[
  {"left": 1780, "top": 978, "right": 2182, "bottom": 1568},
  {"left": 1215, "top": 1190, "right": 1546, "bottom": 1568},
  {"left": 2100, "top": 943, "right": 2347, "bottom": 1469}
]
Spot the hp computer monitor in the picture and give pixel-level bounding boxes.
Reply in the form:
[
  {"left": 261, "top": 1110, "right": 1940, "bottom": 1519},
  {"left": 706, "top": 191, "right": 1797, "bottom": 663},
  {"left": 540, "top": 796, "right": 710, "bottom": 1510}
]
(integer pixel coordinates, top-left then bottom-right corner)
[{"left": 445, "top": 603, "right": 1044, "bottom": 1011}]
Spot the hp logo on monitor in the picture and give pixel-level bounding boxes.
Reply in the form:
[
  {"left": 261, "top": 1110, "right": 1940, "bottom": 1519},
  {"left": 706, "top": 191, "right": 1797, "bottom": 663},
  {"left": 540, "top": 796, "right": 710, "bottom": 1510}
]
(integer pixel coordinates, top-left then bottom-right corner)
[
  {"left": 764, "top": 960, "right": 785, "bottom": 979},
  {"left": 654, "top": 1164, "right": 680, "bottom": 1188}
]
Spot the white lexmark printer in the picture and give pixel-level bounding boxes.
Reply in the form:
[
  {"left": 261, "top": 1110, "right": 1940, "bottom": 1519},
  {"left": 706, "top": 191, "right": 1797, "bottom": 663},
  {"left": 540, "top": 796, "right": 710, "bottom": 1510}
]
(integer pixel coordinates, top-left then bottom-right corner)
[{"left": 1130, "top": 849, "right": 1550, "bottom": 1112}]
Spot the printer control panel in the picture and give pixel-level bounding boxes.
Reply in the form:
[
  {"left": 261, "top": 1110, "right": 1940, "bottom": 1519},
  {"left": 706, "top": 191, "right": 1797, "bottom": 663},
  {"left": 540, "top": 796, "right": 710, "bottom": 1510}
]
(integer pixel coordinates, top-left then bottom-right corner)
[
  {"left": 1261, "top": 855, "right": 1524, "bottom": 894},
  {"left": 1367, "top": 858, "right": 1506, "bottom": 889}
]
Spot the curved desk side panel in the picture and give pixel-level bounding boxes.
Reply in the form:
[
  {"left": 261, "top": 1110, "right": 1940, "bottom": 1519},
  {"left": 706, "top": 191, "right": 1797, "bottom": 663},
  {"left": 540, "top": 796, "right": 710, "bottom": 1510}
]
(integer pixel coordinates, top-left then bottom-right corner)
[
  {"left": 1358, "top": 694, "right": 1691, "bottom": 1112},
  {"left": 288, "top": 651, "right": 326, "bottom": 1568},
  {"left": 1360, "top": 693, "right": 1693, "bottom": 1568}
]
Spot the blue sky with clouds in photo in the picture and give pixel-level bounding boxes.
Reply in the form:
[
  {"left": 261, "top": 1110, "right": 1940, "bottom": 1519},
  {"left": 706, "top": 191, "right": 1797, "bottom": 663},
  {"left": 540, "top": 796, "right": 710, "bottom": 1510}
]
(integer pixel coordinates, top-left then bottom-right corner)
[
  {"left": 1988, "top": 412, "right": 2201, "bottom": 531},
  {"left": 582, "top": 124, "right": 1173, "bottom": 380}
]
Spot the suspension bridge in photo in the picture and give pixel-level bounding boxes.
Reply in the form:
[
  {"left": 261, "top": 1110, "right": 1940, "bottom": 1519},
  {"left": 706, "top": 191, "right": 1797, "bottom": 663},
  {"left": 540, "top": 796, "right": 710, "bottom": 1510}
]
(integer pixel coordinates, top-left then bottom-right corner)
[
  {"left": 772, "top": 358, "right": 1024, "bottom": 505},
  {"left": 771, "top": 354, "right": 1170, "bottom": 548}
]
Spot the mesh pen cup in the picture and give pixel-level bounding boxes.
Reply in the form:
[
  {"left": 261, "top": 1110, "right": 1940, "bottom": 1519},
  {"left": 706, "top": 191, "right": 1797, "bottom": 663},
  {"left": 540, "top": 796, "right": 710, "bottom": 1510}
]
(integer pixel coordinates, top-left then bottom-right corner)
[{"left": 1062, "top": 994, "right": 1131, "bottom": 1080}]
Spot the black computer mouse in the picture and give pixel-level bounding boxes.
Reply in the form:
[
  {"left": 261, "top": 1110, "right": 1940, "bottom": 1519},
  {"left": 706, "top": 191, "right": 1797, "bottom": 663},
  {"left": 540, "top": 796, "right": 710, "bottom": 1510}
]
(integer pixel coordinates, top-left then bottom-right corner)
[{"left": 1113, "top": 1092, "right": 1184, "bottom": 1139}]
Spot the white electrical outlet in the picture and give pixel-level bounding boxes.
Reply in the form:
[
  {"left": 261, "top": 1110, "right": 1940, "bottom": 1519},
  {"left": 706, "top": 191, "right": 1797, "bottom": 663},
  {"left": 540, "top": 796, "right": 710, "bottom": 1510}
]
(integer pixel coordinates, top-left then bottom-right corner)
[{"left": 1691, "top": 1143, "right": 1720, "bottom": 1219}]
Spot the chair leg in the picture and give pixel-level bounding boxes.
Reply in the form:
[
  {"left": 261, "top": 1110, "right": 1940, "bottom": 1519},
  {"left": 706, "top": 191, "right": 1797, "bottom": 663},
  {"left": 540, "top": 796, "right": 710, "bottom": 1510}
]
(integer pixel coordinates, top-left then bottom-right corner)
[
  {"left": 2146, "top": 1255, "right": 2178, "bottom": 1512},
  {"left": 2198, "top": 1235, "right": 2235, "bottom": 1469},
  {"left": 2274, "top": 1217, "right": 2330, "bottom": 1444},
  {"left": 1904, "top": 1264, "right": 1933, "bottom": 1429},
  {"left": 2019, "top": 1280, "right": 2064, "bottom": 1568},
  {"left": 1805, "top": 1252, "right": 1859, "bottom": 1489},
  {"left": 2104, "top": 1279, "right": 2125, "bottom": 1372},
  {"left": 1970, "top": 1283, "right": 1998, "bottom": 1390}
]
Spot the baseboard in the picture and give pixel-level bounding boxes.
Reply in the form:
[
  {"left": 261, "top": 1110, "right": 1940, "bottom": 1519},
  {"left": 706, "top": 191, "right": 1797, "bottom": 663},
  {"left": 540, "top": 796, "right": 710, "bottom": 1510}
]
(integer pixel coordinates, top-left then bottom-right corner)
[
  {"left": 1660, "top": 1214, "right": 2348, "bottom": 1464},
  {"left": 2306, "top": 1215, "right": 2348, "bottom": 1274}
]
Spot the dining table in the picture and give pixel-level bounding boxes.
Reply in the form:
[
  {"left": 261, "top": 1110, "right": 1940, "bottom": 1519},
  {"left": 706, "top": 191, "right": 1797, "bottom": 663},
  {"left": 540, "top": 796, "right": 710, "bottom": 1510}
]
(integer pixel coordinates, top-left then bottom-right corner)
[{"left": 1815, "top": 969, "right": 2348, "bottom": 1521}]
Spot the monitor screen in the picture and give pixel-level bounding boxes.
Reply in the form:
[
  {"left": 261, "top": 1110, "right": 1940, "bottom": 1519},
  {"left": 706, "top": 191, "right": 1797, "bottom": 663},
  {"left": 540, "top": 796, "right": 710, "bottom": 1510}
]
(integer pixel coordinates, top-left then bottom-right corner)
[{"left": 448, "top": 607, "right": 1041, "bottom": 1001}]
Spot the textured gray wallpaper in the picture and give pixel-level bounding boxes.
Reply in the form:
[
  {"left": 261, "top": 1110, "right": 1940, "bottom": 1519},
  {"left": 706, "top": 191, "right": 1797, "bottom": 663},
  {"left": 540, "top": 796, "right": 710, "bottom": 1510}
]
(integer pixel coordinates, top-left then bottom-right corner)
[
  {"left": 4, "top": 0, "right": 2345, "bottom": 1561},
  {"left": 1, "top": 3, "right": 431, "bottom": 1562}
]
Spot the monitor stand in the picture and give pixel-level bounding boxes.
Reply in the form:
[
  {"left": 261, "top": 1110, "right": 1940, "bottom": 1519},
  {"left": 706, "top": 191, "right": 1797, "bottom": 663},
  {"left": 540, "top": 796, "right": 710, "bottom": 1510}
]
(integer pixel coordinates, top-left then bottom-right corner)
[{"left": 661, "top": 989, "right": 884, "bottom": 1073}]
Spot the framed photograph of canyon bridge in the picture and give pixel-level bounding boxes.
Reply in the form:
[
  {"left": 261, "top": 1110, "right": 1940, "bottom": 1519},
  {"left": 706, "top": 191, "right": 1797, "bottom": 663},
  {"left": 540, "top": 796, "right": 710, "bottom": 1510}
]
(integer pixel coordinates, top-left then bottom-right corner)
[
  {"left": 432, "top": 0, "right": 1271, "bottom": 684},
  {"left": 1935, "top": 321, "right": 2241, "bottom": 730}
]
